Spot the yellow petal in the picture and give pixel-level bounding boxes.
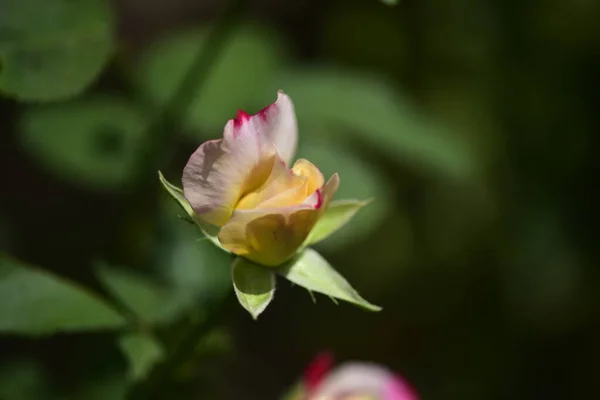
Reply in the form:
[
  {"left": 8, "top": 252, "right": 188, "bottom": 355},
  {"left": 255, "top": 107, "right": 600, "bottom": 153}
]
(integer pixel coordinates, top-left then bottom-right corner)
[
  {"left": 218, "top": 174, "right": 339, "bottom": 267},
  {"left": 292, "top": 158, "right": 324, "bottom": 195},
  {"left": 236, "top": 156, "right": 305, "bottom": 210},
  {"left": 237, "top": 157, "right": 325, "bottom": 211}
]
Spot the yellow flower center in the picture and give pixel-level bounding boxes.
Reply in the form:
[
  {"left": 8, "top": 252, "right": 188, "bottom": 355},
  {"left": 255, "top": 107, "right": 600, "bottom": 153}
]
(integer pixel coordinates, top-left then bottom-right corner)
[{"left": 236, "top": 157, "right": 324, "bottom": 210}]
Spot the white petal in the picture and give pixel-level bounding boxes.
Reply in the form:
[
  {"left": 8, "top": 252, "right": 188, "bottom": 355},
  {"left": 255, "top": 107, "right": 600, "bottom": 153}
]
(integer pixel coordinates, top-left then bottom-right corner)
[
  {"left": 182, "top": 137, "right": 275, "bottom": 227},
  {"left": 224, "top": 91, "right": 298, "bottom": 164}
]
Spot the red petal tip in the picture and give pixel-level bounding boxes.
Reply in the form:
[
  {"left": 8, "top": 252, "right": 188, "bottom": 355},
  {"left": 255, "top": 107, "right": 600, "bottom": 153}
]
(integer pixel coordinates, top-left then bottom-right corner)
[
  {"left": 303, "top": 351, "right": 335, "bottom": 391},
  {"left": 234, "top": 109, "right": 250, "bottom": 125},
  {"left": 257, "top": 103, "right": 275, "bottom": 122},
  {"left": 313, "top": 189, "right": 323, "bottom": 209}
]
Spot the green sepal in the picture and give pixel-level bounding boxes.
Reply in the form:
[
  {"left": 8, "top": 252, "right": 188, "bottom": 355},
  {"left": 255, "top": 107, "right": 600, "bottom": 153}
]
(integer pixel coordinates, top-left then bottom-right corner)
[
  {"left": 158, "top": 171, "right": 227, "bottom": 252},
  {"left": 231, "top": 257, "right": 275, "bottom": 320},
  {"left": 304, "top": 199, "right": 372, "bottom": 247},
  {"left": 278, "top": 248, "right": 381, "bottom": 312}
]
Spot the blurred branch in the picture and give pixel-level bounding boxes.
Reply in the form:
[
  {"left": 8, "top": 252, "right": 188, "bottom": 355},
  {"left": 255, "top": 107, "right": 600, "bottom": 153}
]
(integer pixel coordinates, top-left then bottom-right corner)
[
  {"left": 127, "top": 0, "right": 245, "bottom": 397},
  {"left": 140, "top": 0, "right": 247, "bottom": 173},
  {"left": 128, "top": 291, "right": 233, "bottom": 399}
]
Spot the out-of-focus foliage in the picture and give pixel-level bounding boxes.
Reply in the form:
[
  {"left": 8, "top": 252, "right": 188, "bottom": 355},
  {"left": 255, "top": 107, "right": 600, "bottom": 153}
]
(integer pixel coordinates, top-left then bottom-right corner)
[
  {"left": 158, "top": 217, "right": 232, "bottom": 305},
  {"left": 96, "top": 263, "right": 180, "bottom": 325},
  {"left": 298, "top": 137, "right": 391, "bottom": 249},
  {"left": 18, "top": 96, "right": 149, "bottom": 190},
  {"left": 69, "top": 373, "right": 129, "bottom": 400},
  {"left": 272, "top": 69, "right": 475, "bottom": 180},
  {"left": 0, "top": 360, "right": 52, "bottom": 400},
  {"left": 118, "top": 333, "right": 165, "bottom": 381},
  {"left": 0, "top": 254, "right": 126, "bottom": 335},
  {"left": 135, "top": 24, "right": 286, "bottom": 134},
  {"left": 0, "top": 0, "right": 114, "bottom": 101},
  {"left": 1, "top": 0, "right": 598, "bottom": 398}
]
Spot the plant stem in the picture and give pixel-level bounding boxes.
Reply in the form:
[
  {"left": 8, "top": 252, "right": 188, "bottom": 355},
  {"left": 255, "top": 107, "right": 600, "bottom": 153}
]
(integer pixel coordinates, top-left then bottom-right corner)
[
  {"left": 128, "top": 292, "right": 233, "bottom": 399},
  {"left": 141, "top": 0, "right": 246, "bottom": 171},
  {"left": 127, "top": 0, "right": 245, "bottom": 397}
]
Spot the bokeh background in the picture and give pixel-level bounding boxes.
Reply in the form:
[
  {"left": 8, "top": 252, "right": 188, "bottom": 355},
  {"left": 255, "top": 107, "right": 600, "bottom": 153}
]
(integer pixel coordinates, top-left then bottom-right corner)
[{"left": 1, "top": 0, "right": 599, "bottom": 399}]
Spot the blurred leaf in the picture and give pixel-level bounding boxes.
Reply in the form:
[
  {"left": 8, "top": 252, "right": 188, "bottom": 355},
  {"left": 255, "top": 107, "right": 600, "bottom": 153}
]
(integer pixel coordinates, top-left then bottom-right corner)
[
  {"left": 95, "top": 263, "right": 183, "bottom": 325},
  {"left": 135, "top": 24, "right": 286, "bottom": 134},
  {"left": 129, "top": 200, "right": 234, "bottom": 324},
  {"left": 381, "top": 0, "right": 399, "bottom": 5},
  {"left": 0, "top": 254, "right": 126, "bottom": 335},
  {"left": 118, "top": 332, "right": 165, "bottom": 382},
  {"left": 0, "top": 214, "right": 8, "bottom": 251},
  {"left": 280, "top": 384, "right": 306, "bottom": 400},
  {"left": 69, "top": 373, "right": 129, "bottom": 400},
  {"left": 298, "top": 136, "right": 391, "bottom": 249},
  {"left": 162, "top": 227, "right": 232, "bottom": 307},
  {"left": 0, "top": 359, "right": 52, "bottom": 400},
  {"left": 278, "top": 248, "right": 381, "bottom": 312},
  {"left": 19, "top": 96, "right": 149, "bottom": 190},
  {"left": 158, "top": 171, "right": 225, "bottom": 251},
  {"left": 193, "top": 327, "right": 233, "bottom": 355},
  {"left": 0, "top": 0, "right": 114, "bottom": 101},
  {"left": 275, "top": 68, "right": 475, "bottom": 179},
  {"left": 231, "top": 257, "right": 275, "bottom": 319},
  {"left": 305, "top": 200, "right": 371, "bottom": 246}
]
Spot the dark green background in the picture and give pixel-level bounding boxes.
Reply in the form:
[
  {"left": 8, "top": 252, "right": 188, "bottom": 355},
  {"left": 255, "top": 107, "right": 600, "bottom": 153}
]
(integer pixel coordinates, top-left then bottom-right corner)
[{"left": 1, "top": 0, "right": 598, "bottom": 398}]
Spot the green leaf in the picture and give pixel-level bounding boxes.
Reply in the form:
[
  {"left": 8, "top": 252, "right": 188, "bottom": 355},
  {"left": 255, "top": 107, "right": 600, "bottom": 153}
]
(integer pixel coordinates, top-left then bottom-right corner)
[
  {"left": 118, "top": 332, "right": 165, "bottom": 382},
  {"left": 305, "top": 199, "right": 371, "bottom": 246},
  {"left": 158, "top": 171, "right": 193, "bottom": 218},
  {"left": 95, "top": 263, "right": 181, "bottom": 325},
  {"left": 278, "top": 248, "right": 381, "bottom": 312},
  {"left": 298, "top": 136, "right": 392, "bottom": 249},
  {"left": 280, "top": 384, "right": 306, "bottom": 400},
  {"left": 0, "top": 0, "right": 114, "bottom": 101},
  {"left": 18, "top": 96, "right": 149, "bottom": 190},
  {"left": 135, "top": 23, "right": 286, "bottom": 134},
  {"left": 231, "top": 258, "right": 275, "bottom": 319},
  {"left": 160, "top": 215, "right": 233, "bottom": 306},
  {"left": 158, "top": 171, "right": 226, "bottom": 251},
  {"left": 69, "top": 373, "right": 130, "bottom": 400},
  {"left": 0, "top": 254, "right": 126, "bottom": 335},
  {"left": 381, "top": 0, "right": 399, "bottom": 5},
  {"left": 0, "top": 359, "right": 52, "bottom": 400},
  {"left": 273, "top": 68, "right": 476, "bottom": 180}
]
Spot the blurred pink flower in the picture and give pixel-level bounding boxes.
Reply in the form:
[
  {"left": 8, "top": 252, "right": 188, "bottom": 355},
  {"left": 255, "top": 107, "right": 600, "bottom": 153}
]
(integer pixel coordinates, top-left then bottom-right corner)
[{"left": 294, "top": 352, "right": 419, "bottom": 400}]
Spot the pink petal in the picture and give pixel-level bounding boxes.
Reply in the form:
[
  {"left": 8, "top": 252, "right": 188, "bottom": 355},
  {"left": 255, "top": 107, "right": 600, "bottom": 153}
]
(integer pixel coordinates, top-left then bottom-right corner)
[
  {"left": 224, "top": 91, "right": 298, "bottom": 164},
  {"left": 303, "top": 352, "right": 335, "bottom": 392},
  {"left": 384, "top": 375, "right": 419, "bottom": 400},
  {"left": 182, "top": 137, "right": 276, "bottom": 227},
  {"left": 182, "top": 92, "right": 298, "bottom": 227},
  {"left": 310, "top": 363, "right": 419, "bottom": 400}
]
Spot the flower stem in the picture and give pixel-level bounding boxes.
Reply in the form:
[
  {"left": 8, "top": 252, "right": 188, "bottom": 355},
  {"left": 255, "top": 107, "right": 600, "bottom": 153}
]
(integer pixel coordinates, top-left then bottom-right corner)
[
  {"left": 127, "top": 0, "right": 245, "bottom": 396},
  {"left": 141, "top": 0, "right": 247, "bottom": 172},
  {"left": 128, "top": 292, "right": 233, "bottom": 399}
]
